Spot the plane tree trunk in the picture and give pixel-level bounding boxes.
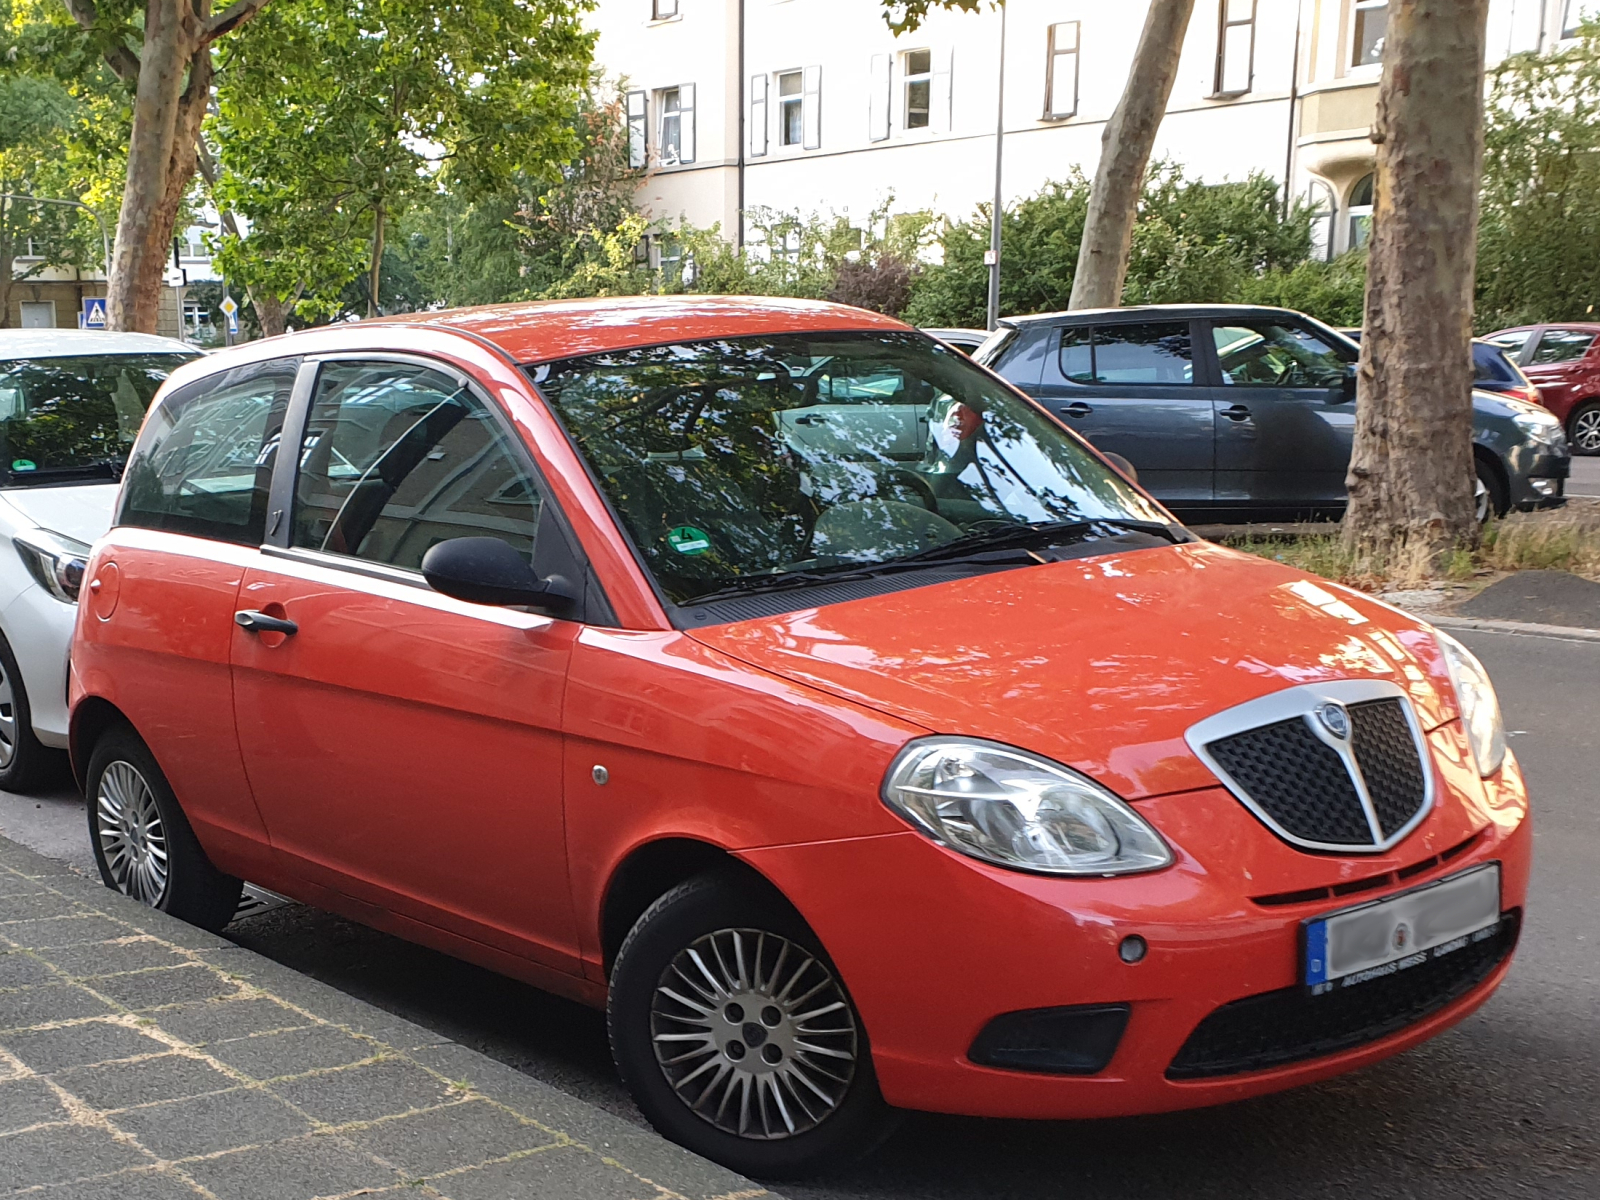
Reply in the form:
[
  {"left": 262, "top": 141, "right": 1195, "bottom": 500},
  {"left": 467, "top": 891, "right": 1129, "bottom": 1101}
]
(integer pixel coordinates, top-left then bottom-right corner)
[{"left": 1342, "top": 0, "right": 1492, "bottom": 575}]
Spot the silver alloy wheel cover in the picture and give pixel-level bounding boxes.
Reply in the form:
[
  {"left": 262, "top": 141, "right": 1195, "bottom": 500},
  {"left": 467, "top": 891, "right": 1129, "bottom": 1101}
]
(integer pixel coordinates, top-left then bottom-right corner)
[
  {"left": 1574, "top": 407, "right": 1600, "bottom": 452},
  {"left": 96, "top": 760, "right": 170, "bottom": 906},
  {"left": 651, "top": 927, "right": 858, "bottom": 1140},
  {"left": 1474, "top": 473, "right": 1491, "bottom": 523},
  {"left": 0, "top": 660, "right": 15, "bottom": 769}
]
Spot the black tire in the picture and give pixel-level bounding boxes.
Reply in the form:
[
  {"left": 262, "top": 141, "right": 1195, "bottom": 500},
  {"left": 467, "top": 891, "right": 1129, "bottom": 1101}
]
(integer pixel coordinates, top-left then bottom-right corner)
[
  {"left": 0, "top": 630, "right": 65, "bottom": 794},
  {"left": 608, "top": 873, "right": 895, "bottom": 1178},
  {"left": 85, "top": 725, "right": 242, "bottom": 931},
  {"left": 1568, "top": 400, "right": 1600, "bottom": 456},
  {"left": 1476, "top": 456, "right": 1510, "bottom": 522}
]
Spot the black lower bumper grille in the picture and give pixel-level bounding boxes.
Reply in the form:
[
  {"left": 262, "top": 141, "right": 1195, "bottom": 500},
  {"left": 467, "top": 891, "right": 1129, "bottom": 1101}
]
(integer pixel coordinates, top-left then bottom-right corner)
[{"left": 1167, "top": 911, "right": 1519, "bottom": 1080}]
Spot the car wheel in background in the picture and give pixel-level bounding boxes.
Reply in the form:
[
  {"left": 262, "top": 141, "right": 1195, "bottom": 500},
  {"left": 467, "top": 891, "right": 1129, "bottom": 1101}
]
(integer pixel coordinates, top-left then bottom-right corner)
[
  {"left": 608, "top": 872, "right": 894, "bottom": 1178},
  {"left": 1475, "top": 457, "right": 1509, "bottom": 522},
  {"left": 85, "top": 725, "right": 243, "bottom": 931},
  {"left": 0, "top": 632, "right": 62, "bottom": 794},
  {"left": 1568, "top": 401, "right": 1600, "bottom": 455}
]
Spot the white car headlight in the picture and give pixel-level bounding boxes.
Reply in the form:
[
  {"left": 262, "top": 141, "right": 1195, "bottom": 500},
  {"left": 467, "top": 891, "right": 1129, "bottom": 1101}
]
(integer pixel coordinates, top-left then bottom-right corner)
[
  {"left": 882, "top": 738, "right": 1173, "bottom": 876},
  {"left": 1435, "top": 631, "right": 1507, "bottom": 777},
  {"left": 1511, "top": 410, "right": 1565, "bottom": 446},
  {"left": 12, "top": 528, "right": 91, "bottom": 604}
]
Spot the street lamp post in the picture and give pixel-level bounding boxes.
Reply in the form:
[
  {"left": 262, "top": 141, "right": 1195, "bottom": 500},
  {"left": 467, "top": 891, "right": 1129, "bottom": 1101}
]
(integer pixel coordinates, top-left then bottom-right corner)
[{"left": 986, "top": 1, "right": 1007, "bottom": 331}]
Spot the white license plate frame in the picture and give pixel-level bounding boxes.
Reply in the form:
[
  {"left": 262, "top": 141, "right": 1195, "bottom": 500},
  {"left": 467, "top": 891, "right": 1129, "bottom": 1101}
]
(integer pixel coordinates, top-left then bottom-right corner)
[{"left": 1302, "top": 862, "right": 1502, "bottom": 995}]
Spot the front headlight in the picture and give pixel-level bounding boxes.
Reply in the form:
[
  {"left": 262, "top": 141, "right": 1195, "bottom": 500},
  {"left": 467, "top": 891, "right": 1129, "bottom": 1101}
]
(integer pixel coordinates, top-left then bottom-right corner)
[
  {"left": 12, "top": 529, "right": 91, "bottom": 604},
  {"left": 1435, "top": 631, "right": 1506, "bottom": 777},
  {"left": 882, "top": 738, "right": 1173, "bottom": 875},
  {"left": 1512, "top": 410, "right": 1565, "bottom": 446}
]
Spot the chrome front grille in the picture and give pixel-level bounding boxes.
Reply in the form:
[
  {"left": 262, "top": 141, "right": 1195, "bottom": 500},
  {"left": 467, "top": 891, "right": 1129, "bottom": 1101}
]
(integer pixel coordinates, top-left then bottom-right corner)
[{"left": 1186, "top": 682, "right": 1434, "bottom": 854}]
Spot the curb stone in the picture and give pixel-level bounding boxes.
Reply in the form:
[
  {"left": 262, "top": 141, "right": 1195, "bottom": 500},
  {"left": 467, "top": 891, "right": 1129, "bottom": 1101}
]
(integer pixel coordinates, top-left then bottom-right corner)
[
  {"left": 1428, "top": 614, "right": 1600, "bottom": 644},
  {"left": 0, "top": 832, "right": 777, "bottom": 1200}
]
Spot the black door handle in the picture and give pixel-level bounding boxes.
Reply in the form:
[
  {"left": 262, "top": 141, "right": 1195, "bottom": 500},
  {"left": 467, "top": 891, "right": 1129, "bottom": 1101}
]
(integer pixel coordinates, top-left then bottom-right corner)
[
  {"left": 1059, "top": 402, "right": 1094, "bottom": 418},
  {"left": 235, "top": 610, "right": 298, "bottom": 636},
  {"left": 1219, "top": 404, "right": 1253, "bottom": 422}
]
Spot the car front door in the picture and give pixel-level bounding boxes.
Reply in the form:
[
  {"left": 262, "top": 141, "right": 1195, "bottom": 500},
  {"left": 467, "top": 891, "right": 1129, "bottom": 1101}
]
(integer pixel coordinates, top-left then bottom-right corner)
[
  {"left": 229, "top": 357, "right": 583, "bottom": 976},
  {"left": 1207, "top": 318, "right": 1356, "bottom": 514},
  {"left": 1032, "top": 320, "right": 1214, "bottom": 507}
]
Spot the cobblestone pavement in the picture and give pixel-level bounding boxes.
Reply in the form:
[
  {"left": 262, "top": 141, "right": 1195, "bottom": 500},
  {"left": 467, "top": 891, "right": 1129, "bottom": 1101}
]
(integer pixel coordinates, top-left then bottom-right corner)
[{"left": 0, "top": 834, "right": 771, "bottom": 1200}]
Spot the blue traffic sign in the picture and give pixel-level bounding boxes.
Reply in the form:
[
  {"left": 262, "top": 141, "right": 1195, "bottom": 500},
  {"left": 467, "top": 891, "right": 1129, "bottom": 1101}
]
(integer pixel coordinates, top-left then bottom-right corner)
[{"left": 81, "top": 298, "right": 107, "bottom": 329}]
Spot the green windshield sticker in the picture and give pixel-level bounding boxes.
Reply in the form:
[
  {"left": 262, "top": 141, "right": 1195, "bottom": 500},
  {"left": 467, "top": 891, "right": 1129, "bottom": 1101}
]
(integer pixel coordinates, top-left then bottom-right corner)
[
  {"left": 10, "top": 459, "right": 36, "bottom": 472},
  {"left": 667, "top": 525, "right": 712, "bottom": 556}
]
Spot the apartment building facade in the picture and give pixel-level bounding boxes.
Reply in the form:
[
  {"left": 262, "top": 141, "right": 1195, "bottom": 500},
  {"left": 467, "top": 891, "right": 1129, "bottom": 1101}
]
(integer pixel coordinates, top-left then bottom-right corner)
[{"left": 592, "top": 0, "right": 1594, "bottom": 260}]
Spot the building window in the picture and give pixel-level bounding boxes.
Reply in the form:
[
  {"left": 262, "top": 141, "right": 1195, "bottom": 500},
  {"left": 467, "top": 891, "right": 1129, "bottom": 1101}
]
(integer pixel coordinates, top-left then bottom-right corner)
[
  {"left": 656, "top": 84, "right": 695, "bottom": 164},
  {"left": 1352, "top": 0, "right": 1387, "bottom": 67},
  {"left": 19, "top": 301, "right": 55, "bottom": 329},
  {"left": 627, "top": 90, "right": 648, "bottom": 168},
  {"left": 652, "top": 0, "right": 678, "bottom": 19},
  {"left": 1306, "top": 180, "right": 1335, "bottom": 261},
  {"left": 778, "top": 71, "right": 804, "bottom": 145},
  {"left": 1045, "top": 22, "right": 1080, "bottom": 119},
  {"left": 1348, "top": 173, "right": 1375, "bottom": 250},
  {"left": 1564, "top": 0, "right": 1595, "bottom": 36},
  {"left": 904, "top": 49, "right": 932, "bottom": 129},
  {"left": 1214, "top": 0, "right": 1255, "bottom": 96}
]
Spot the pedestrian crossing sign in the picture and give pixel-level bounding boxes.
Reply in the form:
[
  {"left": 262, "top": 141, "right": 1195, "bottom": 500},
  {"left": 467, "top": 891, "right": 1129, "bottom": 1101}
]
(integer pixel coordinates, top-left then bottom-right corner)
[{"left": 81, "top": 298, "right": 107, "bottom": 329}]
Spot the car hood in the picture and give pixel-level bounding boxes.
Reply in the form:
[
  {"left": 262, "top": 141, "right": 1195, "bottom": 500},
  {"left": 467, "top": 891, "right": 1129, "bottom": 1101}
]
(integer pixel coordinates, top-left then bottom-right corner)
[
  {"left": 688, "top": 542, "right": 1459, "bottom": 801},
  {"left": 0, "top": 484, "right": 119, "bottom": 546}
]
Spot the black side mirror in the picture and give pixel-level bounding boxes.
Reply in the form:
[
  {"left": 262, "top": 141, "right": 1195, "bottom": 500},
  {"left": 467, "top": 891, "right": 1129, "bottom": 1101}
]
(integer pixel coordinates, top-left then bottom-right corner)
[{"left": 421, "top": 536, "right": 576, "bottom": 614}]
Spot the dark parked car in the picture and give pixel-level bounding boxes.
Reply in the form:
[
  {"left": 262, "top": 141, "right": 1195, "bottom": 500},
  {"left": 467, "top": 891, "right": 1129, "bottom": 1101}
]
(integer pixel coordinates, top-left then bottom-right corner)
[
  {"left": 1483, "top": 323, "right": 1600, "bottom": 454},
  {"left": 919, "top": 327, "right": 990, "bottom": 356},
  {"left": 1341, "top": 330, "right": 1544, "bottom": 407},
  {"left": 979, "top": 305, "right": 1569, "bottom": 522}
]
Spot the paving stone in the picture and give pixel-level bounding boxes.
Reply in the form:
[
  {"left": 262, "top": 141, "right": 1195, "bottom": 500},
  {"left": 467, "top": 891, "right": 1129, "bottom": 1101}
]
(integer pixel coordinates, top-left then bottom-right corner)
[
  {"left": 0, "top": 1076, "right": 70, "bottom": 1135},
  {"left": 1, "top": 916, "right": 131, "bottom": 949},
  {"left": 35, "top": 1165, "right": 206, "bottom": 1199},
  {"left": 46, "top": 941, "right": 194, "bottom": 981},
  {"left": 0, "top": 950, "right": 57, "bottom": 990},
  {"left": 343, "top": 1099, "right": 560, "bottom": 1178},
  {"left": 111, "top": 1087, "right": 313, "bottom": 1160},
  {"left": 273, "top": 1058, "right": 455, "bottom": 1126},
  {"left": 0, "top": 984, "right": 115, "bottom": 1031},
  {"left": 433, "top": 1144, "right": 650, "bottom": 1200},
  {"left": 182, "top": 1132, "right": 401, "bottom": 1200},
  {"left": 55, "top": 1053, "right": 239, "bottom": 1112},
  {"left": 206, "top": 1026, "right": 377, "bottom": 1081},
  {"left": 3, "top": 1020, "right": 171, "bottom": 1073},
  {"left": 0, "top": 893, "right": 91, "bottom": 924},
  {"left": 155, "top": 998, "right": 308, "bottom": 1048},
  {"left": 0, "top": 873, "right": 49, "bottom": 899},
  {"left": 89, "top": 966, "right": 243, "bottom": 1011},
  {"left": 0, "top": 1122, "right": 149, "bottom": 1188}
]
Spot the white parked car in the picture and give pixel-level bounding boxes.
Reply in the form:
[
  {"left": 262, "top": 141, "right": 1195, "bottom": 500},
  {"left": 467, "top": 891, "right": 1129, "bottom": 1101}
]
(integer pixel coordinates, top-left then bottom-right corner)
[{"left": 0, "top": 329, "right": 199, "bottom": 790}]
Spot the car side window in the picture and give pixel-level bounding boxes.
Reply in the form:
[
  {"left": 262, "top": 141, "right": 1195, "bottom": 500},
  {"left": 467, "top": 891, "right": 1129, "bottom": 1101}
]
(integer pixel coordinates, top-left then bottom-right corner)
[
  {"left": 1212, "top": 323, "right": 1349, "bottom": 388},
  {"left": 1485, "top": 329, "right": 1532, "bottom": 357},
  {"left": 290, "top": 361, "right": 542, "bottom": 572},
  {"left": 1528, "top": 329, "right": 1596, "bottom": 366},
  {"left": 118, "top": 360, "right": 296, "bottom": 545},
  {"left": 1056, "top": 323, "right": 1194, "bottom": 385}
]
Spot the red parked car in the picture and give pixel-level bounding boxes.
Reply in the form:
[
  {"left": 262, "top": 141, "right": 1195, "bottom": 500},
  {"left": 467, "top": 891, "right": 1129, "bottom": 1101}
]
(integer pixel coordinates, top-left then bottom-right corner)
[
  {"left": 70, "top": 298, "right": 1529, "bottom": 1176},
  {"left": 1484, "top": 323, "right": 1600, "bottom": 453}
]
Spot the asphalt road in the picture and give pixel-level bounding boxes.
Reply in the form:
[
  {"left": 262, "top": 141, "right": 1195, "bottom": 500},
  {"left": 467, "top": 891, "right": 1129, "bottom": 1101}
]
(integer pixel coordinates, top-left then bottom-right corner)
[
  {"left": 3, "top": 626, "right": 1596, "bottom": 1198},
  {"left": 1566, "top": 454, "right": 1600, "bottom": 499}
]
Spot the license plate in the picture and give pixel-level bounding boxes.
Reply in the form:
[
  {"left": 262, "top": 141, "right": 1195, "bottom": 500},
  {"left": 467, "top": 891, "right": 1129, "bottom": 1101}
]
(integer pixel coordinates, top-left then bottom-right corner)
[{"left": 1303, "top": 863, "right": 1502, "bottom": 994}]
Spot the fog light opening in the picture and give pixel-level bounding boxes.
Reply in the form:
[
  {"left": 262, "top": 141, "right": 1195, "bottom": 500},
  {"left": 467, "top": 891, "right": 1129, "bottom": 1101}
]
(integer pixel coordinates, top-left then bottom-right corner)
[{"left": 1118, "top": 935, "right": 1148, "bottom": 964}]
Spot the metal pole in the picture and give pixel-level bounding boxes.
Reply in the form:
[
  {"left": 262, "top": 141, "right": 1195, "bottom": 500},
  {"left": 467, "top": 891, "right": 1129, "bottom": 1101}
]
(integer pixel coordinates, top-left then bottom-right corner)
[
  {"left": 0, "top": 194, "right": 111, "bottom": 273},
  {"left": 986, "top": 1, "right": 1007, "bottom": 331}
]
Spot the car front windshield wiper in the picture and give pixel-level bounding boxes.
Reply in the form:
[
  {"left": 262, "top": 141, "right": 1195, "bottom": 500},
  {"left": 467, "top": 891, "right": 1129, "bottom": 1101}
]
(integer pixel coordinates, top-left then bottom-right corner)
[
  {"left": 1092, "top": 517, "right": 1194, "bottom": 544},
  {"left": 887, "top": 519, "right": 1094, "bottom": 566}
]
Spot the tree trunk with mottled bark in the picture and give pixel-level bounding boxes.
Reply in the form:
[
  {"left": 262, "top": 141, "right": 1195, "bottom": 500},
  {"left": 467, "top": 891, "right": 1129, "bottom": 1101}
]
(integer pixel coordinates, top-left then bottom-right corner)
[
  {"left": 1342, "top": 0, "right": 1491, "bottom": 576},
  {"left": 1069, "top": 0, "right": 1197, "bottom": 309}
]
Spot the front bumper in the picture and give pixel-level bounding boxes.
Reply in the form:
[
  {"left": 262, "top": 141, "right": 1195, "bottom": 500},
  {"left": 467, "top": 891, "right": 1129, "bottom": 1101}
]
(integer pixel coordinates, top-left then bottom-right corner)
[
  {"left": 739, "top": 734, "right": 1531, "bottom": 1120},
  {"left": 1508, "top": 445, "right": 1570, "bottom": 511},
  {"left": 1, "top": 580, "right": 76, "bottom": 747}
]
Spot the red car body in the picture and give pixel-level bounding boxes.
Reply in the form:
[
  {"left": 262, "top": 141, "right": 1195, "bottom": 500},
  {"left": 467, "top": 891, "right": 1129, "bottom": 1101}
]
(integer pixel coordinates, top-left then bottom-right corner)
[
  {"left": 71, "top": 298, "right": 1528, "bottom": 1127},
  {"left": 1485, "top": 322, "right": 1600, "bottom": 453}
]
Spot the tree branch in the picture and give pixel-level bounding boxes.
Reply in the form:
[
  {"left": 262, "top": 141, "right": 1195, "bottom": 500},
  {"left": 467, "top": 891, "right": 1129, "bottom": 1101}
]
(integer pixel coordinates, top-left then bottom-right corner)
[
  {"left": 203, "top": 0, "right": 272, "bottom": 45},
  {"left": 61, "top": 0, "right": 143, "bottom": 82}
]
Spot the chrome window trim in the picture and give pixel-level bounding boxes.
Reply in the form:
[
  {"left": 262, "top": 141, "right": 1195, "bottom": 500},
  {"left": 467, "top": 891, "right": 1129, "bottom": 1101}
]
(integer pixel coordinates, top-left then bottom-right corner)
[
  {"left": 259, "top": 543, "right": 430, "bottom": 590},
  {"left": 1184, "top": 679, "right": 1435, "bottom": 854}
]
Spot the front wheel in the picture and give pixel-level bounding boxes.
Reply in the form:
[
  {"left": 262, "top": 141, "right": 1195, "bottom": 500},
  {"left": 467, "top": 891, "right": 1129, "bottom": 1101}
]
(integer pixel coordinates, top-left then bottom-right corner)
[
  {"left": 86, "top": 726, "right": 242, "bottom": 931},
  {"left": 1475, "top": 458, "right": 1509, "bottom": 522},
  {"left": 1569, "top": 401, "right": 1600, "bottom": 456},
  {"left": 608, "top": 874, "right": 894, "bottom": 1178}
]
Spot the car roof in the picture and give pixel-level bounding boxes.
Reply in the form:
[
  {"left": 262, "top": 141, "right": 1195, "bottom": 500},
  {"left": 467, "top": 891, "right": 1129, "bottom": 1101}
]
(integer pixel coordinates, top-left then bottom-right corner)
[
  {"left": 0, "top": 329, "right": 197, "bottom": 359},
  {"left": 370, "top": 296, "right": 911, "bottom": 363},
  {"left": 1489, "top": 323, "right": 1600, "bottom": 335},
  {"left": 1002, "top": 303, "right": 1309, "bottom": 327}
]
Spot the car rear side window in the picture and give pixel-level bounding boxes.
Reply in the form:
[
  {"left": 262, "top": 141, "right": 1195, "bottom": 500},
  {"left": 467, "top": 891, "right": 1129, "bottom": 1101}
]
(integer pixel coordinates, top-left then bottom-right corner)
[
  {"left": 1472, "top": 342, "right": 1521, "bottom": 384},
  {"left": 118, "top": 360, "right": 296, "bottom": 545},
  {"left": 1057, "top": 323, "right": 1193, "bottom": 385},
  {"left": 1529, "top": 329, "right": 1595, "bottom": 365},
  {"left": 290, "top": 361, "right": 542, "bottom": 572}
]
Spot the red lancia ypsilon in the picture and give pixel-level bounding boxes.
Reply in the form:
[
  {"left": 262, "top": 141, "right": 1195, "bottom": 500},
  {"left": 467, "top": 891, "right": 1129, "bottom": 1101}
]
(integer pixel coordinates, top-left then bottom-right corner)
[{"left": 70, "top": 298, "right": 1529, "bottom": 1177}]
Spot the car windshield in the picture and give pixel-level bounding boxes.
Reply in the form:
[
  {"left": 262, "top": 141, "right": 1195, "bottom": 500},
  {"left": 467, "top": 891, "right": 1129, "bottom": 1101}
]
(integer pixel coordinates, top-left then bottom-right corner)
[
  {"left": 0, "top": 353, "right": 194, "bottom": 486},
  {"left": 534, "top": 331, "right": 1169, "bottom": 607}
]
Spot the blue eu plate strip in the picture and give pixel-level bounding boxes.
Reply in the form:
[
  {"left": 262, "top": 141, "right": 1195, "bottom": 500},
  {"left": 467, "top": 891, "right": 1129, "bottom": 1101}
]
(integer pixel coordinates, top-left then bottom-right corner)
[{"left": 1305, "top": 920, "right": 1328, "bottom": 986}]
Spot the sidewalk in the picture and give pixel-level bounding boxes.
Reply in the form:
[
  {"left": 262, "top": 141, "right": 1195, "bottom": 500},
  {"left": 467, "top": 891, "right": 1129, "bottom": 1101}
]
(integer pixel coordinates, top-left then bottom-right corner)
[{"left": 0, "top": 834, "right": 771, "bottom": 1200}]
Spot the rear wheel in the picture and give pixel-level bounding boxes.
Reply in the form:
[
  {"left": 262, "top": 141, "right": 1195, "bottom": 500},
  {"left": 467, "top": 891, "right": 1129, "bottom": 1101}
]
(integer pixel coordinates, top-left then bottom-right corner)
[
  {"left": 86, "top": 726, "right": 242, "bottom": 931},
  {"left": 608, "top": 873, "right": 894, "bottom": 1178},
  {"left": 1569, "top": 401, "right": 1600, "bottom": 455},
  {"left": 0, "top": 632, "right": 63, "bottom": 794}
]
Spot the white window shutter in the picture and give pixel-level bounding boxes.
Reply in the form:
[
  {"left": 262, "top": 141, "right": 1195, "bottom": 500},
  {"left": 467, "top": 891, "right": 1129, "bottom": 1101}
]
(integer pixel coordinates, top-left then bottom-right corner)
[
  {"left": 802, "top": 65, "right": 822, "bottom": 150},
  {"left": 750, "top": 74, "right": 769, "bottom": 157},
  {"left": 627, "top": 90, "right": 647, "bottom": 168},
  {"left": 931, "top": 48, "right": 953, "bottom": 132},
  {"left": 868, "top": 54, "right": 890, "bottom": 142},
  {"left": 679, "top": 83, "right": 696, "bottom": 164}
]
